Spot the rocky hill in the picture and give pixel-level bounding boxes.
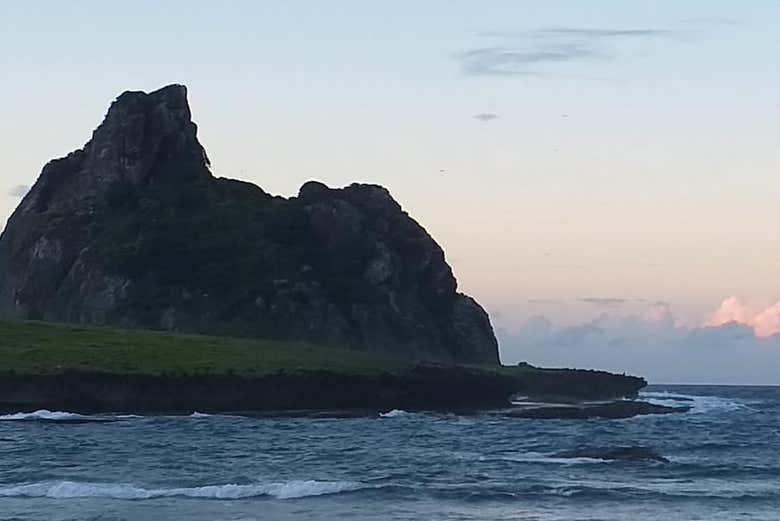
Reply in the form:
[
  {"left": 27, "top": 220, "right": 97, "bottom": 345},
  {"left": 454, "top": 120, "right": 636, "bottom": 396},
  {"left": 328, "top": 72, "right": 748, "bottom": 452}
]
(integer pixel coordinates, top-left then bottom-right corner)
[{"left": 0, "top": 85, "right": 498, "bottom": 364}]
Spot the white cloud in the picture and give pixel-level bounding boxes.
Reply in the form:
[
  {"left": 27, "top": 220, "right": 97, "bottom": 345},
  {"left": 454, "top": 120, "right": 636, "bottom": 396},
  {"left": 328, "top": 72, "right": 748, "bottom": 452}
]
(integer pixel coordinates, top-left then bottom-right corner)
[
  {"left": 706, "top": 296, "right": 780, "bottom": 338},
  {"left": 498, "top": 301, "right": 780, "bottom": 385}
]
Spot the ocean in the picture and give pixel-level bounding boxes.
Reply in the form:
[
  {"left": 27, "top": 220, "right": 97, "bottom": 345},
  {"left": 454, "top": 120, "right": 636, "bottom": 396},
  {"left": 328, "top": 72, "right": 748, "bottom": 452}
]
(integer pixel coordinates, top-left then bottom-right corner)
[{"left": 0, "top": 385, "right": 778, "bottom": 521}]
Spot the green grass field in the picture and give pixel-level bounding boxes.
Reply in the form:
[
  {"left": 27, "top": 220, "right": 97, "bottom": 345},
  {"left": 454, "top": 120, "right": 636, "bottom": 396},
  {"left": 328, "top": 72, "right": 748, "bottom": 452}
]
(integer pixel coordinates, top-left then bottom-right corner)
[
  {"left": 0, "top": 320, "right": 407, "bottom": 377},
  {"left": 0, "top": 320, "right": 644, "bottom": 404}
]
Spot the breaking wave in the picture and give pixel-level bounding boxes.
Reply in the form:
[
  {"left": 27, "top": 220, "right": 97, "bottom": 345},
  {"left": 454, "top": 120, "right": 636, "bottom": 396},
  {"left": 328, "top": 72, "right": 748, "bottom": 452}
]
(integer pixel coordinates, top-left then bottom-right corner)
[
  {"left": 0, "top": 480, "right": 367, "bottom": 500},
  {"left": 485, "top": 451, "right": 607, "bottom": 465},
  {"left": 379, "top": 409, "right": 411, "bottom": 418},
  {"left": 639, "top": 391, "right": 749, "bottom": 414},
  {"left": 0, "top": 410, "right": 98, "bottom": 422}
]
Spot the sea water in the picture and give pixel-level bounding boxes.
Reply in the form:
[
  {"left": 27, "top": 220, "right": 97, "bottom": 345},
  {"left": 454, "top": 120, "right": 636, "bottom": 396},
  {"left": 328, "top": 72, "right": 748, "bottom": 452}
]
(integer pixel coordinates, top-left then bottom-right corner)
[{"left": 0, "top": 385, "right": 778, "bottom": 520}]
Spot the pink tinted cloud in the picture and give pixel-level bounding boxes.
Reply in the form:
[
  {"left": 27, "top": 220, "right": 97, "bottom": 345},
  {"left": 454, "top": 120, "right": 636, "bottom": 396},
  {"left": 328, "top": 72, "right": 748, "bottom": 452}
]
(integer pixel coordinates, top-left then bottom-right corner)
[
  {"left": 706, "top": 297, "right": 780, "bottom": 338},
  {"left": 707, "top": 297, "right": 754, "bottom": 327},
  {"left": 752, "top": 303, "right": 780, "bottom": 338}
]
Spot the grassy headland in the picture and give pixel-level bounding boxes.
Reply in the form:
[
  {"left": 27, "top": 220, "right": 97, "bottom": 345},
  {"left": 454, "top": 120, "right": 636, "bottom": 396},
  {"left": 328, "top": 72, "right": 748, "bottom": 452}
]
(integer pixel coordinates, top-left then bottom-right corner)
[{"left": 0, "top": 320, "right": 645, "bottom": 414}]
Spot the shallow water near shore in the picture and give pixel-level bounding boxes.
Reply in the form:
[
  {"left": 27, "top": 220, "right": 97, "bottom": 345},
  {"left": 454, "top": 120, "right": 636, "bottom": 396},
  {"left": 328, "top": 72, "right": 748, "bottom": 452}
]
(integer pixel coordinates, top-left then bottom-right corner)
[{"left": 1, "top": 385, "right": 778, "bottom": 521}]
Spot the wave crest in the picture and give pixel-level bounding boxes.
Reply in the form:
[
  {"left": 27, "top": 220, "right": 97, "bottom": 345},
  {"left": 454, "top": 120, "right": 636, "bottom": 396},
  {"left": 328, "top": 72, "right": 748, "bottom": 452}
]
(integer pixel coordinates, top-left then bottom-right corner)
[
  {"left": 0, "top": 480, "right": 366, "bottom": 500},
  {"left": 486, "top": 452, "right": 607, "bottom": 465},
  {"left": 379, "top": 409, "right": 411, "bottom": 418},
  {"left": 0, "top": 410, "right": 92, "bottom": 421},
  {"left": 640, "top": 391, "right": 748, "bottom": 413}
]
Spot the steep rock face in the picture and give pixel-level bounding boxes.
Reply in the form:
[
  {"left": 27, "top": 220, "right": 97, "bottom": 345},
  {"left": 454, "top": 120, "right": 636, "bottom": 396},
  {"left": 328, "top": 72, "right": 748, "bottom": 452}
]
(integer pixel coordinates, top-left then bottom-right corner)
[{"left": 0, "top": 85, "right": 499, "bottom": 364}]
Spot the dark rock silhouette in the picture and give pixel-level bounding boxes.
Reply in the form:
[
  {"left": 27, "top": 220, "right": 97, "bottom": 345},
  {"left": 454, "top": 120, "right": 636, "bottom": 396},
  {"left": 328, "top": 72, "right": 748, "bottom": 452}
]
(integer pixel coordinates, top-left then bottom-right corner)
[
  {"left": 501, "top": 400, "right": 689, "bottom": 420},
  {"left": 0, "top": 85, "right": 498, "bottom": 364}
]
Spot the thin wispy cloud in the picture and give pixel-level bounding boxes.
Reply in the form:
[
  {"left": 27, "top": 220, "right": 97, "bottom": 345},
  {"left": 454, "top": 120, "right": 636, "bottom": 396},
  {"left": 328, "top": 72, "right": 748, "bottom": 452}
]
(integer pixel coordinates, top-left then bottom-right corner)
[
  {"left": 577, "top": 297, "right": 670, "bottom": 308},
  {"left": 483, "top": 28, "right": 678, "bottom": 39},
  {"left": 529, "top": 297, "right": 668, "bottom": 308},
  {"left": 7, "top": 185, "right": 29, "bottom": 198},
  {"left": 578, "top": 297, "right": 632, "bottom": 307},
  {"left": 459, "top": 44, "right": 603, "bottom": 76},
  {"left": 681, "top": 16, "right": 741, "bottom": 27},
  {"left": 473, "top": 113, "right": 500, "bottom": 122},
  {"left": 457, "top": 26, "right": 686, "bottom": 76}
]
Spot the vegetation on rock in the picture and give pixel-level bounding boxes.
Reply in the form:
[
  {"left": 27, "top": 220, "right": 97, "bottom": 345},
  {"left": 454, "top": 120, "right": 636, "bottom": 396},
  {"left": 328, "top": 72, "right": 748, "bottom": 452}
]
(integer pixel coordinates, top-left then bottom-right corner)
[{"left": 0, "top": 85, "right": 497, "bottom": 364}]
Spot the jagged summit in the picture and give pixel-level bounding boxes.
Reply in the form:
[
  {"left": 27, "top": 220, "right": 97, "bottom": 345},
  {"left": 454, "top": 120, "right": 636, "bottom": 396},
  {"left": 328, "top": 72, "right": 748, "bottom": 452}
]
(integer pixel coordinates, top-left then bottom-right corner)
[
  {"left": 0, "top": 85, "right": 499, "bottom": 365},
  {"left": 17, "top": 84, "right": 210, "bottom": 218},
  {"left": 96, "top": 84, "right": 210, "bottom": 178}
]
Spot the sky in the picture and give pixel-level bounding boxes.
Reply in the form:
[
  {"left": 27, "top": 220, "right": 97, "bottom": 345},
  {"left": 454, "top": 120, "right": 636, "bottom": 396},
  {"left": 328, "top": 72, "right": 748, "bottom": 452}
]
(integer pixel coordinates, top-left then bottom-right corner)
[{"left": 2, "top": 1, "right": 779, "bottom": 384}]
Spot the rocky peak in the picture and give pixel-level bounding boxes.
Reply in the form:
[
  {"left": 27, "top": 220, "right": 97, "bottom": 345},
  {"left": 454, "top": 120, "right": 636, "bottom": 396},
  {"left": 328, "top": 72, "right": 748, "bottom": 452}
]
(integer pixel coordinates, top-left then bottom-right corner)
[
  {"left": 90, "top": 84, "right": 209, "bottom": 181},
  {"left": 18, "top": 84, "right": 210, "bottom": 216},
  {"left": 0, "top": 85, "right": 500, "bottom": 366}
]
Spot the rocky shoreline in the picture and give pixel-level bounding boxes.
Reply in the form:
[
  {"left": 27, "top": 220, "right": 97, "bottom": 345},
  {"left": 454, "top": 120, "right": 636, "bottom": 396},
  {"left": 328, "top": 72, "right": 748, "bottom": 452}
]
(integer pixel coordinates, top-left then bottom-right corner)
[
  {"left": 495, "top": 400, "right": 689, "bottom": 420},
  {"left": 0, "top": 365, "right": 654, "bottom": 418}
]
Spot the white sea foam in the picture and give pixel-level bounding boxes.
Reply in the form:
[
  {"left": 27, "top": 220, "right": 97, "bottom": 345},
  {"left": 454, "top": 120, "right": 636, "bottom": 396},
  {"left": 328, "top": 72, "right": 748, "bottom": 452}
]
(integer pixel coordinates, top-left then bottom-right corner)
[
  {"left": 640, "top": 391, "right": 748, "bottom": 414},
  {"left": 0, "top": 480, "right": 366, "bottom": 500},
  {"left": 543, "top": 476, "right": 780, "bottom": 500},
  {"left": 490, "top": 452, "right": 606, "bottom": 465},
  {"left": 0, "top": 410, "right": 244, "bottom": 421},
  {"left": 379, "top": 409, "right": 410, "bottom": 418},
  {"left": 0, "top": 410, "right": 145, "bottom": 422},
  {"left": 0, "top": 410, "right": 91, "bottom": 421}
]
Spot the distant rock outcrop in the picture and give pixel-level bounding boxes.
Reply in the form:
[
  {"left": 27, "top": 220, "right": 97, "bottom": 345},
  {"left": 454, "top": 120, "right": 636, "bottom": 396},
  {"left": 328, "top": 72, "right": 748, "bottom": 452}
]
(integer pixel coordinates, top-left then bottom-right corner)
[
  {"left": 0, "top": 85, "right": 499, "bottom": 364},
  {"left": 501, "top": 400, "right": 688, "bottom": 420}
]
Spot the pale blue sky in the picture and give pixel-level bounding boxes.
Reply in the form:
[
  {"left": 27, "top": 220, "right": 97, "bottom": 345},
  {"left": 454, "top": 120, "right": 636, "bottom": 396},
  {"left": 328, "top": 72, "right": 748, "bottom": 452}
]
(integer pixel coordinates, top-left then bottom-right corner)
[{"left": 2, "top": 2, "right": 779, "bottom": 381}]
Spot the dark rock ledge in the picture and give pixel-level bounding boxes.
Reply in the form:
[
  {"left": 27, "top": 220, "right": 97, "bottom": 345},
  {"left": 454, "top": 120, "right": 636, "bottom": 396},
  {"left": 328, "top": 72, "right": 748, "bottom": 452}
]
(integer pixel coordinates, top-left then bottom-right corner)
[{"left": 496, "top": 400, "right": 689, "bottom": 420}]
